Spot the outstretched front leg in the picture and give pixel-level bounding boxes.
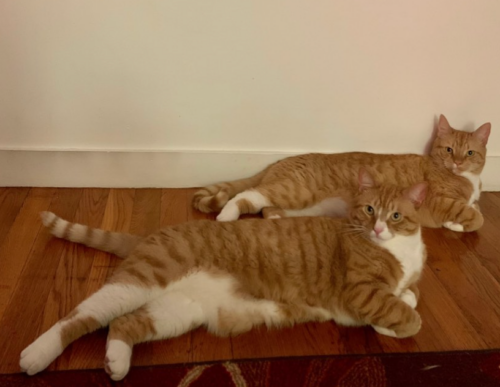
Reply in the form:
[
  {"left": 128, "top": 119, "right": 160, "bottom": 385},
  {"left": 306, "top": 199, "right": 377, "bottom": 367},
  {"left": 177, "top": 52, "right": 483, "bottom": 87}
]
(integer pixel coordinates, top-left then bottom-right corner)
[
  {"left": 20, "top": 282, "right": 160, "bottom": 376},
  {"left": 345, "top": 283, "right": 421, "bottom": 338}
]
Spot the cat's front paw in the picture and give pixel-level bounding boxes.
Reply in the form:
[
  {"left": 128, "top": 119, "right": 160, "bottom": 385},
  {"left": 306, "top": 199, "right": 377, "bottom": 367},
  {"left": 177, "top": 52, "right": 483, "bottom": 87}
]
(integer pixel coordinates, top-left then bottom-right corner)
[
  {"left": 443, "top": 221, "right": 464, "bottom": 232},
  {"left": 104, "top": 340, "right": 132, "bottom": 381},
  {"left": 400, "top": 289, "right": 417, "bottom": 309},
  {"left": 372, "top": 325, "right": 397, "bottom": 337},
  {"left": 20, "top": 328, "right": 63, "bottom": 375}
]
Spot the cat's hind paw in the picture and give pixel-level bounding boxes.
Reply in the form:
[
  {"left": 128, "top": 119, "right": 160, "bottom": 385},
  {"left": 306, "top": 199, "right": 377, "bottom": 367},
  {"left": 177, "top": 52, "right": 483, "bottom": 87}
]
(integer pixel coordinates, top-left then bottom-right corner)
[
  {"left": 104, "top": 340, "right": 132, "bottom": 381},
  {"left": 443, "top": 221, "right": 465, "bottom": 232}
]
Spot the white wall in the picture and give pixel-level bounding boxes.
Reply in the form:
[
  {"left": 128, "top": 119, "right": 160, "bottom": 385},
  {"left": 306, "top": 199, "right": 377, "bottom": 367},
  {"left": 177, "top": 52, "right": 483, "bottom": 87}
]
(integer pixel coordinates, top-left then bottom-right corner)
[{"left": 1, "top": 0, "right": 499, "bottom": 187}]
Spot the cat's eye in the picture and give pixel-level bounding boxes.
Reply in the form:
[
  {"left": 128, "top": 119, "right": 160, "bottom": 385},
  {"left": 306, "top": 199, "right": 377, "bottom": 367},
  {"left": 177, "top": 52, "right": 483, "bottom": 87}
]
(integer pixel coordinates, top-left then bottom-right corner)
[
  {"left": 446, "top": 147, "right": 453, "bottom": 153},
  {"left": 391, "top": 212, "right": 402, "bottom": 222},
  {"left": 467, "top": 150, "right": 475, "bottom": 156},
  {"left": 365, "top": 205, "right": 374, "bottom": 215}
]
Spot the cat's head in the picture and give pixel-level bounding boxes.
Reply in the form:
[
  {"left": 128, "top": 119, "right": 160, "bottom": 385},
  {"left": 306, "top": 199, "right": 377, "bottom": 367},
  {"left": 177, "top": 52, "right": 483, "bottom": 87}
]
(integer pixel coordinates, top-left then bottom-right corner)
[
  {"left": 350, "top": 169, "right": 427, "bottom": 243},
  {"left": 430, "top": 115, "right": 491, "bottom": 176}
]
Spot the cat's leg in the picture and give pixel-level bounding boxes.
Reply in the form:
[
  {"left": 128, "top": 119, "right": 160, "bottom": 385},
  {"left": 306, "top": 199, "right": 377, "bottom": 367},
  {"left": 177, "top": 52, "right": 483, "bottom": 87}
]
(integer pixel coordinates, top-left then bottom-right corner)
[
  {"left": 105, "top": 281, "right": 284, "bottom": 380},
  {"left": 216, "top": 189, "right": 274, "bottom": 221},
  {"left": 105, "top": 293, "right": 205, "bottom": 380},
  {"left": 20, "top": 283, "right": 159, "bottom": 376},
  {"left": 346, "top": 285, "right": 421, "bottom": 338},
  {"left": 426, "top": 197, "right": 484, "bottom": 232},
  {"left": 399, "top": 289, "right": 418, "bottom": 309},
  {"left": 216, "top": 182, "right": 324, "bottom": 222},
  {"left": 192, "top": 171, "right": 266, "bottom": 213}
]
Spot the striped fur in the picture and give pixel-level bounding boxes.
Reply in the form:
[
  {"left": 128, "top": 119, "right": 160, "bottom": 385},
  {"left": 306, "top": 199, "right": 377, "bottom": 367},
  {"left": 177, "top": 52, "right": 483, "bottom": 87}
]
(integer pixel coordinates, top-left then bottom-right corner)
[
  {"left": 40, "top": 211, "right": 142, "bottom": 258},
  {"left": 193, "top": 115, "right": 490, "bottom": 232},
  {"left": 22, "top": 176, "right": 426, "bottom": 380}
]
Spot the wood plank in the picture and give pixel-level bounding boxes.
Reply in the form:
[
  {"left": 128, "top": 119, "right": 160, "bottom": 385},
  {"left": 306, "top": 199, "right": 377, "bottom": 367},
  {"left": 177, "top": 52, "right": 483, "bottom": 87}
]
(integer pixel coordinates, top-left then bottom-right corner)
[
  {"left": 161, "top": 188, "right": 191, "bottom": 226},
  {"left": 0, "top": 189, "right": 83, "bottom": 374},
  {"left": 466, "top": 193, "right": 500, "bottom": 282},
  {"left": 64, "top": 189, "right": 136, "bottom": 371},
  {"left": 336, "top": 325, "right": 383, "bottom": 354},
  {"left": 422, "top": 227, "right": 500, "bottom": 347},
  {"left": 411, "top": 265, "right": 486, "bottom": 351},
  {"left": 232, "top": 322, "right": 347, "bottom": 360},
  {"left": 0, "top": 187, "right": 30, "bottom": 247},
  {"left": 0, "top": 188, "right": 55, "bottom": 321}
]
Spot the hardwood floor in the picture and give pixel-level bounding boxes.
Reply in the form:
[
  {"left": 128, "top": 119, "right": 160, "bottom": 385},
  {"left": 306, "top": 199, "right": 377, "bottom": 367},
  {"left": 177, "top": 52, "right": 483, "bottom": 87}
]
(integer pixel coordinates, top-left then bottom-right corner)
[{"left": 0, "top": 188, "right": 499, "bottom": 374}]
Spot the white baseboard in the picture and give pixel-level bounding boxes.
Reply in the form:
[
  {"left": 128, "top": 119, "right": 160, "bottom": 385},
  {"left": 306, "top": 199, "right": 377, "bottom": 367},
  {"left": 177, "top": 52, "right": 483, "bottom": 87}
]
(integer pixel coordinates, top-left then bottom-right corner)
[{"left": 0, "top": 150, "right": 499, "bottom": 191}]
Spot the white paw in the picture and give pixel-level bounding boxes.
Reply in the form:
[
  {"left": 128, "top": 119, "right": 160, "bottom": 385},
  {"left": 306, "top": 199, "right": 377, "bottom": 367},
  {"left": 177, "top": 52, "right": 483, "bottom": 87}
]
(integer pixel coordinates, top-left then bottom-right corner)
[
  {"left": 40, "top": 211, "right": 56, "bottom": 227},
  {"left": 400, "top": 289, "right": 417, "bottom": 309},
  {"left": 20, "top": 327, "right": 63, "bottom": 375},
  {"left": 443, "top": 221, "right": 464, "bottom": 232},
  {"left": 105, "top": 340, "right": 132, "bottom": 381},
  {"left": 216, "top": 204, "right": 240, "bottom": 222},
  {"left": 268, "top": 214, "right": 281, "bottom": 219},
  {"left": 373, "top": 325, "right": 397, "bottom": 337}
]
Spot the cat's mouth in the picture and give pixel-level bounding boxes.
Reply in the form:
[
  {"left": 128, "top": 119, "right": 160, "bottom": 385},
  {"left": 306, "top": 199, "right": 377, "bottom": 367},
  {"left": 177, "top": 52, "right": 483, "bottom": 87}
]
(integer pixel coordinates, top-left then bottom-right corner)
[
  {"left": 445, "top": 161, "right": 467, "bottom": 175},
  {"left": 452, "top": 164, "right": 469, "bottom": 175},
  {"left": 370, "top": 231, "right": 393, "bottom": 242}
]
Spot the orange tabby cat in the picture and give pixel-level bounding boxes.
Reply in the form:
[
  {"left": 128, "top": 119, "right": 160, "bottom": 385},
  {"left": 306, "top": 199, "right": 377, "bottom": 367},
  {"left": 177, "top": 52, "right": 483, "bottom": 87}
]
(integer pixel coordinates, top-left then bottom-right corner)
[
  {"left": 193, "top": 115, "right": 490, "bottom": 232},
  {"left": 21, "top": 171, "right": 426, "bottom": 381}
]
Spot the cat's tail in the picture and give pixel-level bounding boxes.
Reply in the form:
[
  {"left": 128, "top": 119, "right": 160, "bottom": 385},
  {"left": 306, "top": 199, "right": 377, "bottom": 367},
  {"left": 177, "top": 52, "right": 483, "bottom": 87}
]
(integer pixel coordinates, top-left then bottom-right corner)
[
  {"left": 192, "top": 169, "right": 267, "bottom": 213},
  {"left": 40, "top": 211, "right": 142, "bottom": 258}
]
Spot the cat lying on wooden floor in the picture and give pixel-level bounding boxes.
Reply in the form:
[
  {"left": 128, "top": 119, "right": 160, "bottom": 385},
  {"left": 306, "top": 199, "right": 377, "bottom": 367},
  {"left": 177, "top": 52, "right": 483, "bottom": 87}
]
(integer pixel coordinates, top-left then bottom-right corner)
[
  {"left": 194, "top": 115, "right": 491, "bottom": 232},
  {"left": 21, "top": 170, "right": 427, "bottom": 381}
]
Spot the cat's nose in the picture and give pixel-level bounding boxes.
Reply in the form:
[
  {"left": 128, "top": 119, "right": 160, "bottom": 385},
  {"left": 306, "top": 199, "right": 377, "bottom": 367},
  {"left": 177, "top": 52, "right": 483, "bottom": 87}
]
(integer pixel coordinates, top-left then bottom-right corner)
[
  {"left": 455, "top": 160, "right": 463, "bottom": 165},
  {"left": 374, "top": 226, "right": 384, "bottom": 236}
]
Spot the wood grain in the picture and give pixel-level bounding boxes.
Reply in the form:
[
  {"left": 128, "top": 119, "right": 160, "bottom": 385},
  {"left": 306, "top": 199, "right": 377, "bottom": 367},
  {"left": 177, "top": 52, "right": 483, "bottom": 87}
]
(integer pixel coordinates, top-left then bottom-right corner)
[
  {"left": 0, "top": 188, "right": 55, "bottom": 321},
  {"left": 0, "top": 188, "right": 500, "bottom": 375},
  {"left": 0, "top": 188, "right": 30, "bottom": 248},
  {"left": 0, "top": 189, "right": 83, "bottom": 373}
]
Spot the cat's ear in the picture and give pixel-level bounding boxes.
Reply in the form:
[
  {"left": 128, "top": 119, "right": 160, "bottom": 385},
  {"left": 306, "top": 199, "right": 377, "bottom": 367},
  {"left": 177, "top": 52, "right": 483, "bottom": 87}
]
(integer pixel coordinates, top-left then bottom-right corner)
[
  {"left": 437, "top": 115, "right": 452, "bottom": 138},
  {"left": 473, "top": 122, "right": 491, "bottom": 146},
  {"left": 358, "top": 168, "right": 375, "bottom": 191},
  {"left": 404, "top": 182, "right": 428, "bottom": 208}
]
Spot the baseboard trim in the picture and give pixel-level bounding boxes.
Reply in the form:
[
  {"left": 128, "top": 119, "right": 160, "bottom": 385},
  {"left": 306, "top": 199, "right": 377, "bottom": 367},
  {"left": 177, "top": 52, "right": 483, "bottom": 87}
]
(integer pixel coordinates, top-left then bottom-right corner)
[{"left": 1, "top": 150, "right": 499, "bottom": 191}]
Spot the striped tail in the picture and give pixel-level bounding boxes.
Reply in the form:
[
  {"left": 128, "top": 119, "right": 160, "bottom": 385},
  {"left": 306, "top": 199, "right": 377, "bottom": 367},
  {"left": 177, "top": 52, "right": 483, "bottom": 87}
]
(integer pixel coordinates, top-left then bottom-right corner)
[
  {"left": 40, "top": 211, "right": 142, "bottom": 258},
  {"left": 192, "top": 169, "right": 267, "bottom": 213}
]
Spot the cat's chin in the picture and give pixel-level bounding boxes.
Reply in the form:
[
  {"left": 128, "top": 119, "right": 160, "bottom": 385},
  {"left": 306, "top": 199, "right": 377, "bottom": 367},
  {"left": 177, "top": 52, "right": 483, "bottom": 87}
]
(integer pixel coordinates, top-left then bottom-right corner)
[
  {"left": 369, "top": 233, "right": 394, "bottom": 243},
  {"left": 452, "top": 168, "right": 472, "bottom": 176}
]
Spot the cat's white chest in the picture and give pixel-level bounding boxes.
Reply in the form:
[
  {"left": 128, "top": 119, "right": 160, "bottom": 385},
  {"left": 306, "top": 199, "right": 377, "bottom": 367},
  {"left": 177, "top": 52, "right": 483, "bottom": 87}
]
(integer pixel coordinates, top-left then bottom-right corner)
[
  {"left": 378, "top": 231, "right": 425, "bottom": 296},
  {"left": 460, "top": 171, "right": 481, "bottom": 205}
]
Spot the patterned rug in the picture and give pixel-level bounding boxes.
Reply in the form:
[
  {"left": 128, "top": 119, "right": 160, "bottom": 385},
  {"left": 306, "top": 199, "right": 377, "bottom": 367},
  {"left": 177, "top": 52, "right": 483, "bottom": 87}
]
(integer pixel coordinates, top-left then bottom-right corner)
[{"left": 3, "top": 351, "right": 500, "bottom": 387}]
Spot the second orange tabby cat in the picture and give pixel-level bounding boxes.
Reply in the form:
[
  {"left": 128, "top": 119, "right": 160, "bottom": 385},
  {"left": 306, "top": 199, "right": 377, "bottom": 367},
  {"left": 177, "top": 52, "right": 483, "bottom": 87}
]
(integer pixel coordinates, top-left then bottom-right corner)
[{"left": 194, "top": 115, "right": 491, "bottom": 232}]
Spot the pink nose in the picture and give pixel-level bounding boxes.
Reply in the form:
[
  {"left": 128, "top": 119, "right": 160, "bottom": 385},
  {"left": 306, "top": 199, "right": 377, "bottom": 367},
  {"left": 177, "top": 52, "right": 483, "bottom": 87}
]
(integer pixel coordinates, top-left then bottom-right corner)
[
  {"left": 374, "top": 226, "right": 384, "bottom": 236},
  {"left": 455, "top": 160, "right": 463, "bottom": 165}
]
